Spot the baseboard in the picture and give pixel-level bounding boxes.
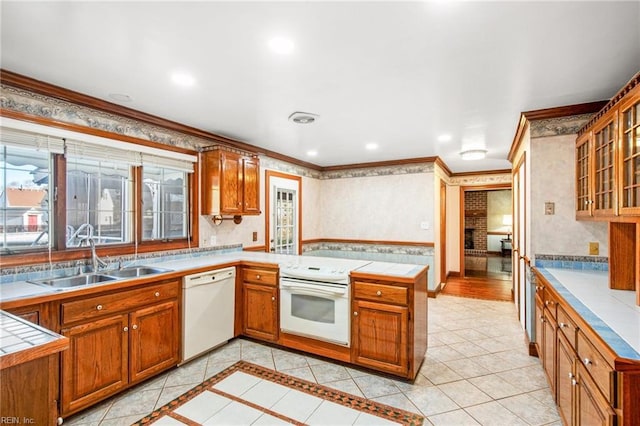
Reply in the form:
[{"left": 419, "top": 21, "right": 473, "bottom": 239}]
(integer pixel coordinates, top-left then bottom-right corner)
[
  {"left": 447, "top": 271, "right": 461, "bottom": 278},
  {"left": 427, "top": 283, "right": 442, "bottom": 298},
  {"left": 525, "top": 331, "right": 539, "bottom": 357}
]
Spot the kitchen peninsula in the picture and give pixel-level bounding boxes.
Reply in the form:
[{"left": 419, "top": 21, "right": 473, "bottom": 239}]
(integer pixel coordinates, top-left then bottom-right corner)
[{"left": 0, "top": 250, "right": 428, "bottom": 419}]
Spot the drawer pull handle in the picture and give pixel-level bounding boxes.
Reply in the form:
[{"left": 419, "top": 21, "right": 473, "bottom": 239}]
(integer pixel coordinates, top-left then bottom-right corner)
[
  {"left": 132, "top": 324, "right": 138, "bottom": 330},
  {"left": 583, "top": 358, "right": 592, "bottom": 366},
  {"left": 376, "top": 290, "right": 382, "bottom": 296},
  {"left": 155, "top": 292, "right": 160, "bottom": 297},
  {"left": 96, "top": 304, "right": 103, "bottom": 311},
  {"left": 123, "top": 326, "right": 129, "bottom": 332}
]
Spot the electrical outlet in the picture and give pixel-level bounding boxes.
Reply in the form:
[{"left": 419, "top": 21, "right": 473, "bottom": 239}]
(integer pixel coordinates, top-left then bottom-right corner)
[
  {"left": 589, "top": 242, "right": 599, "bottom": 256},
  {"left": 252, "top": 231, "right": 258, "bottom": 242},
  {"left": 544, "top": 202, "right": 555, "bottom": 215}
]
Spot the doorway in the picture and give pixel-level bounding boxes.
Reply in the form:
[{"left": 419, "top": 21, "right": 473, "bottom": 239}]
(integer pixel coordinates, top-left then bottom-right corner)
[
  {"left": 444, "top": 184, "right": 513, "bottom": 301},
  {"left": 265, "top": 171, "right": 302, "bottom": 254}
]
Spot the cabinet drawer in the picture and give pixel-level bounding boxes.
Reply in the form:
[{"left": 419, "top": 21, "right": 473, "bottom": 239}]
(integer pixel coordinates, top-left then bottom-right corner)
[
  {"left": 577, "top": 330, "right": 614, "bottom": 402},
  {"left": 242, "top": 268, "right": 277, "bottom": 286},
  {"left": 61, "top": 281, "right": 179, "bottom": 325},
  {"left": 353, "top": 282, "right": 408, "bottom": 305},
  {"left": 557, "top": 306, "right": 578, "bottom": 348},
  {"left": 543, "top": 288, "right": 558, "bottom": 319}
]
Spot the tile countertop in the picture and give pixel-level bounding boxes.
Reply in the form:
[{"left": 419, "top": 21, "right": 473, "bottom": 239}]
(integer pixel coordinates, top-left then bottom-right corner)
[
  {"left": 0, "top": 251, "right": 428, "bottom": 303},
  {"left": 537, "top": 267, "right": 640, "bottom": 361}
]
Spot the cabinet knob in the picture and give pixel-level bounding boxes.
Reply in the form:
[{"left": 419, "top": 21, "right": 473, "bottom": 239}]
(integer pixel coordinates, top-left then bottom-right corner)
[
  {"left": 559, "top": 322, "right": 567, "bottom": 328},
  {"left": 123, "top": 326, "right": 129, "bottom": 332},
  {"left": 132, "top": 324, "right": 138, "bottom": 330},
  {"left": 583, "top": 358, "right": 592, "bottom": 366},
  {"left": 354, "top": 312, "right": 358, "bottom": 316},
  {"left": 376, "top": 290, "right": 382, "bottom": 296},
  {"left": 572, "top": 378, "right": 578, "bottom": 386},
  {"left": 568, "top": 372, "right": 574, "bottom": 379},
  {"left": 96, "top": 304, "right": 103, "bottom": 311},
  {"left": 256, "top": 274, "right": 261, "bottom": 280},
  {"left": 271, "top": 296, "right": 275, "bottom": 301},
  {"left": 155, "top": 292, "right": 160, "bottom": 297}
]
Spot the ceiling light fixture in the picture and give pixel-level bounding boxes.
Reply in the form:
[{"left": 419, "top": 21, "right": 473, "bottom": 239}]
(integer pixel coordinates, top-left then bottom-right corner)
[
  {"left": 437, "top": 134, "right": 452, "bottom": 142},
  {"left": 306, "top": 150, "right": 318, "bottom": 157},
  {"left": 289, "top": 111, "right": 318, "bottom": 124},
  {"left": 460, "top": 149, "right": 487, "bottom": 161},
  {"left": 171, "top": 72, "right": 196, "bottom": 87},
  {"left": 365, "top": 143, "right": 378, "bottom": 150},
  {"left": 268, "top": 36, "right": 295, "bottom": 55},
  {"left": 108, "top": 93, "right": 132, "bottom": 103}
]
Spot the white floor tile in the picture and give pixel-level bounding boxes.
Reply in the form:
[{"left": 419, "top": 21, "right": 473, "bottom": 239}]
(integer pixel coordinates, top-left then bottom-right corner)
[
  {"left": 212, "top": 371, "right": 262, "bottom": 396},
  {"left": 149, "top": 415, "right": 188, "bottom": 425},
  {"left": 240, "top": 378, "right": 291, "bottom": 408},
  {"left": 270, "top": 389, "right": 324, "bottom": 422},
  {"left": 353, "top": 412, "right": 401, "bottom": 425},
  {"left": 174, "top": 390, "right": 232, "bottom": 423},
  {"left": 203, "top": 400, "right": 264, "bottom": 425},
  {"left": 252, "top": 413, "right": 292, "bottom": 425},
  {"left": 306, "top": 400, "right": 361, "bottom": 425}
]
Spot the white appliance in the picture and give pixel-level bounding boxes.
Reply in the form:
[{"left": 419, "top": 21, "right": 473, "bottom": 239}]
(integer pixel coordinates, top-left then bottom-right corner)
[
  {"left": 182, "top": 266, "right": 235, "bottom": 363},
  {"left": 279, "top": 258, "right": 370, "bottom": 346}
]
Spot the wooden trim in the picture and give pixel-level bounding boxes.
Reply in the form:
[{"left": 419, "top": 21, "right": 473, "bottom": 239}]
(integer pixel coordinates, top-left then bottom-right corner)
[
  {"left": 440, "top": 180, "right": 447, "bottom": 289},
  {"left": 578, "top": 71, "right": 640, "bottom": 136},
  {"left": 427, "top": 283, "right": 441, "bottom": 299},
  {"left": 321, "top": 156, "right": 440, "bottom": 172},
  {"left": 53, "top": 154, "right": 66, "bottom": 251},
  {"left": 451, "top": 169, "right": 511, "bottom": 178},
  {"left": 302, "top": 238, "right": 434, "bottom": 247},
  {"left": 264, "top": 171, "right": 303, "bottom": 255},
  {"left": 133, "top": 167, "right": 143, "bottom": 244},
  {"left": 447, "top": 271, "right": 461, "bottom": 278},
  {"left": 243, "top": 245, "right": 267, "bottom": 252},
  {"left": 434, "top": 157, "right": 453, "bottom": 177},
  {"left": 508, "top": 101, "right": 608, "bottom": 163},
  {"left": 487, "top": 231, "right": 510, "bottom": 236},
  {"left": 529, "top": 342, "right": 539, "bottom": 358}
]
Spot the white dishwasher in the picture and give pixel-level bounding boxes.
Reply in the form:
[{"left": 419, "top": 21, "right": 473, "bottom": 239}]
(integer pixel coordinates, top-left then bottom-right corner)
[{"left": 182, "top": 266, "right": 236, "bottom": 363}]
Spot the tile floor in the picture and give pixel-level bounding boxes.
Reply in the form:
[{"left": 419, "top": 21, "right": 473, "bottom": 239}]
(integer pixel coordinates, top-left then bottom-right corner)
[{"left": 65, "top": 295, "right": 561, "bottom": 426}]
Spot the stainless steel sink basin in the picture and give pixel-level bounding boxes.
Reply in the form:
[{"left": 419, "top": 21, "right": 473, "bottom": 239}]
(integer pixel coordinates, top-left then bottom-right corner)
[
  {"left": 104, "top": 266, "right": 171, "bottom": 278},
  {"left": 32, "top": 274, "right": 117, "bottom": 289}
]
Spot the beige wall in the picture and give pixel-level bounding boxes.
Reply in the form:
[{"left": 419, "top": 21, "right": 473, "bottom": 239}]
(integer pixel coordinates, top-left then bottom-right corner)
[
  {"left": 530, "top": 134, "right": 608, "bottom": 256},
  {"left": 487, "top": 190, "right": 511, "bottom": 232}
]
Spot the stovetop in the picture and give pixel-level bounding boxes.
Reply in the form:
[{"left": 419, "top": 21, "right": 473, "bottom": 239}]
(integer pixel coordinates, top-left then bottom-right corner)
[{"left": 279, "top": 257, "right": 371, "bottom": 283}]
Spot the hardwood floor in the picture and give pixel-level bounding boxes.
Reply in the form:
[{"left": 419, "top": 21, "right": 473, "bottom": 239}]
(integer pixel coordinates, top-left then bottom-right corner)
[
  {"left": 442, "top": 254, "right": 513, "bottom": 302},
  {"left": 441, "top": 275, "right": 513, "bottom": 302}
]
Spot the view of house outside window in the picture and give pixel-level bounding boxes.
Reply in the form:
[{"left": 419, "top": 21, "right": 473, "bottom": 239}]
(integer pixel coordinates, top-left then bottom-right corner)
[
  {"left": 142, "top": 166, "right": 187, "bottom": 240},
  {"left": 65, "top": 157, "right": 132, "bottom": 247},
  {"left": 0, "top": 144, "right": 52, "bottom": 252}
]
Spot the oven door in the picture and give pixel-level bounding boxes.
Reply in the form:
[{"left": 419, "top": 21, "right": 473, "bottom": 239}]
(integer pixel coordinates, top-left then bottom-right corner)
[{"left": 280, "top": 277, "right": 350, "bottom": 346}]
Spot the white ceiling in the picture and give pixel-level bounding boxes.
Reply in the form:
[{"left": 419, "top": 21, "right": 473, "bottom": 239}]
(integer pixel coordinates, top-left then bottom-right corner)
[{"left": 1, "top": 1, "right": 639, "bottom": 173}]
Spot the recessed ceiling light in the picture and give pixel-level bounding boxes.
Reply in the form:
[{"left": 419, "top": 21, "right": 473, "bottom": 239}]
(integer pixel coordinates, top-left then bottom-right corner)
[
  {"left": 306, "top": 150, "right": 318, "bottom": 157},
  {"left": 268, "top": 36, "right": 295, "bottom": 55},
  {"left": 108, "top": 93, "right": 132, "bottom": 103},
  {"left": 289, "top": 112, "right": 318, "bottom": 124},
  {"left": 365, "top": 143, "right": 378, "bottom": 150},
  {"left": 171, "top": 72, "right": 196, "bottom": 87},
  {"left": 460, "top": 149, "right": 487, "bottom": 161},
  {"left": 438, "top": 134, "right": 452, "bottom": 142}
]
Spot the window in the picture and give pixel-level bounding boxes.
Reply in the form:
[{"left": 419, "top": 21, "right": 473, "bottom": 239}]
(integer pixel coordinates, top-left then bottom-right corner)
[
  {"left": 0, "top": 144, "right": 52, "bottom": 252},
  {"left": 142, "top": 166, "right": 188, "bottom": 241},
  {"left": 0, "top": 121, "right": 197, "bottom": 258},
  {"left": 66, "top": 157, "right": 133, "bottom": 246}
]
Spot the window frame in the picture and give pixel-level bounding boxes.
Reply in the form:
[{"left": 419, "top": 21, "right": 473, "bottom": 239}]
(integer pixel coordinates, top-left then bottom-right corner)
[{"left": 0, "top": 121, "right": 200, "bottom": 267}]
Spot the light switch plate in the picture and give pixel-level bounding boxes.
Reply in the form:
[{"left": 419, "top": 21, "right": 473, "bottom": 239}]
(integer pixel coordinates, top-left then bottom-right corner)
[
  {"left": 544, "top": 202, "right": 555, "bottom": 215},
  {"left": 420, "top": 222, "right": 430, "bottom": 230},
  {"left": 589, "top": 242, "right": 599, "bottom": 256}
]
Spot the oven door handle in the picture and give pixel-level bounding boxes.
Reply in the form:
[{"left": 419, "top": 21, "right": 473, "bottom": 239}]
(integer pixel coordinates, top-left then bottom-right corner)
[{"left": 280, "top": 281, "right": 347, "bottom": 297}]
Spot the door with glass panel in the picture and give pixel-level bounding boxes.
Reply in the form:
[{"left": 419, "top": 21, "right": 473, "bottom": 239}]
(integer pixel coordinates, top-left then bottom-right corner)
[{"left": 266, "top": 172, "right": 301, "bottom": 255}]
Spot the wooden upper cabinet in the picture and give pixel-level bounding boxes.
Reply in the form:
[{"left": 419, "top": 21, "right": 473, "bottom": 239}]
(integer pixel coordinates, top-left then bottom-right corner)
[
  {"left": 576, "top": 74, "right": 640, "bottom": 219},
  {"left": 201, "top": 149, "right": 261, "bottom": 216},
  {"left": 618, "top": 85, "right": 640, "bottom": 216}
]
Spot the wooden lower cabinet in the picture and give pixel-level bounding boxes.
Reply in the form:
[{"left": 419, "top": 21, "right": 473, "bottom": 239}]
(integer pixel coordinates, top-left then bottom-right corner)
[
  {"left": 542, "top": 307, "right": 557, "bottom": 395},
  {"left": 575, "top": 363, "right": 616, "bottom": 426},
  {"left": 61, "top": 314, "right": 129, "bottom": 415},
  {"left": 352, "top": 300, "right": 408, "bottom": 375},
  {"left": 59, "top": 280, "right": 180, "bottom": 417},
  {"left": 242, "top": 267, "right": 278, "bottom": 342},
  {"left": 557, "top": 333, "right": 575, "bottom": 426}
]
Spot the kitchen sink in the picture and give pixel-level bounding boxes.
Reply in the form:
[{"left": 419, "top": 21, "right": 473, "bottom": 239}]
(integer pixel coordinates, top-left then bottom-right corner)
[
  {"left": 31, "top": 274, "right": 117, "bottom": 289},
  {"left": 105, "top": 266, "right": 171, "bottom": 278}
]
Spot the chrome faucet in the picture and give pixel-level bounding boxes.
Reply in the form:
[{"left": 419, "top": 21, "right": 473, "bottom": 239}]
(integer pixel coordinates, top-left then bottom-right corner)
[{"left": 80, "top": 237, "right": 108, "bottom": 272}]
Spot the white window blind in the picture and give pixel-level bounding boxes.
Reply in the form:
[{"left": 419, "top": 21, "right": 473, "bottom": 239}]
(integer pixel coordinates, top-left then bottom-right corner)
[
  {"left": 65, "top": 139, "right": 143, "bottom": 167},
  {"left": 0, "top": 127, "right": 65, "bottom": 154},
  {"left": 141, "top": 153, "right": 194, "bottom": 173}
]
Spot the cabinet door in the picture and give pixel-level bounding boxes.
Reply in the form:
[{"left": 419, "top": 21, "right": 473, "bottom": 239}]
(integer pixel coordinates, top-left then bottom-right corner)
[
  {"left": 557, "top": 332, "right": 575, "bottom": 426},
  {"left": 352, "top": 300, "right": 408, "bottom": 376},
  {"left": 220, "top": 151, "right": 242, "bottom": 214},
  {"left": 543, "top": 309, "right": 557, "bottom": 395},
  {"left": 576, "top": 133, "right": 593, "bottom": 217},
  {"left": 243, "top": 156, "right": 260, "bottom": 214},
  {"left": 619, "top": 92, "right": 640, "bottom": 215},
  {"left": 243, "top": 283, "right": 278, "bottom": 341},
  {"left": 575, "top": 363, "right": 616, "bottom": 426},
  {"left": 129, "top": 300, "right": 179, "bottom": 383},
  {"left": 60, "top": 314, "right": 128, "bottom": 415},
  {"left": 592, "top": 117, "right": 617, "bottom": 217}
]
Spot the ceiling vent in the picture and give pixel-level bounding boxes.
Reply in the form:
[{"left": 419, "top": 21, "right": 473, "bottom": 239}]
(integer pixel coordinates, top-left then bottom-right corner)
[{"left": 288, "top": 111, "right": 318, "bottom": 124}]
